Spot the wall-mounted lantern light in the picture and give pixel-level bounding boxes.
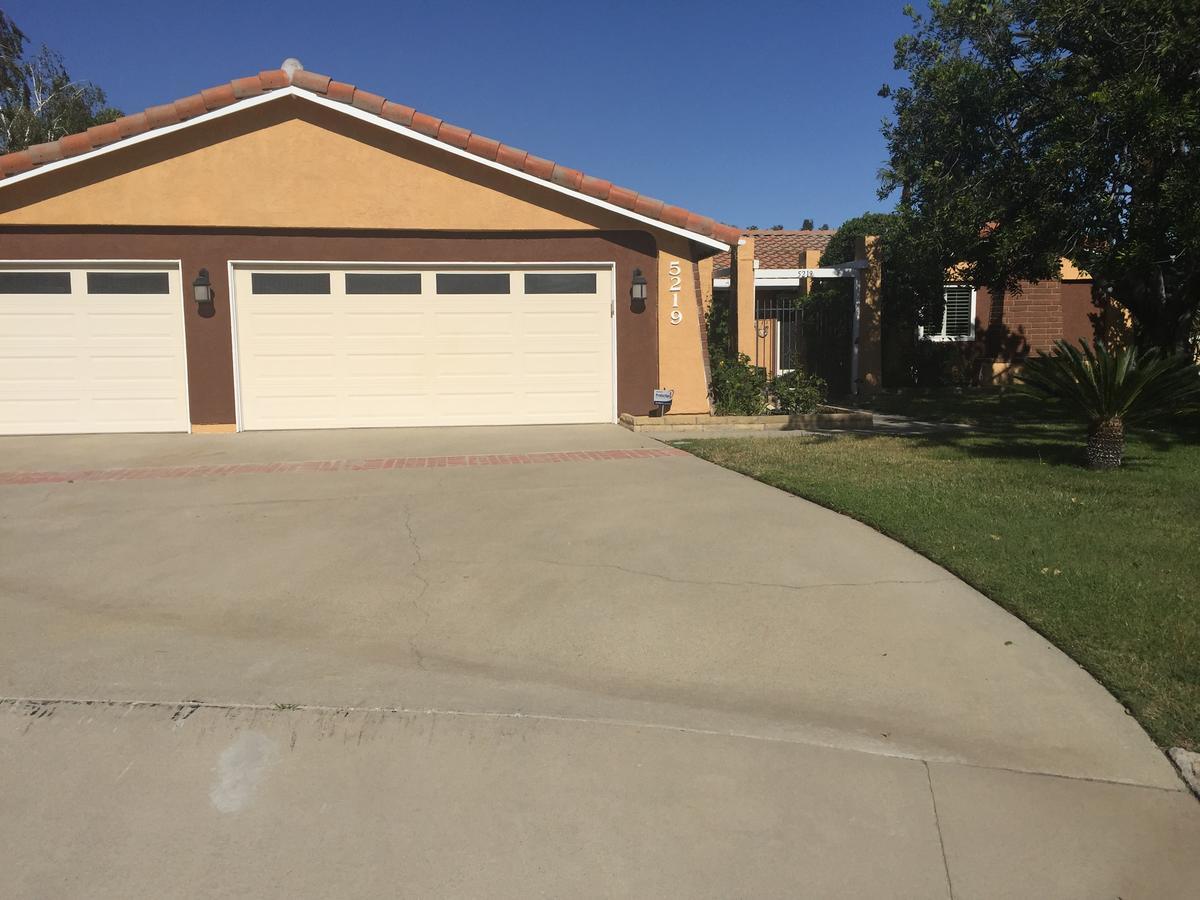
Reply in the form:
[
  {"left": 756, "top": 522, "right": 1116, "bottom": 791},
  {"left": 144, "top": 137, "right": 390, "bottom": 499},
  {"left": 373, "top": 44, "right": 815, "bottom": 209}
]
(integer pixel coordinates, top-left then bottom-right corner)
[
  {"left": 192, "top": 268, "right": 213, "bottom": 305},
  {"left": 631, "top": 268, "right": 648, "bottom": 303}
]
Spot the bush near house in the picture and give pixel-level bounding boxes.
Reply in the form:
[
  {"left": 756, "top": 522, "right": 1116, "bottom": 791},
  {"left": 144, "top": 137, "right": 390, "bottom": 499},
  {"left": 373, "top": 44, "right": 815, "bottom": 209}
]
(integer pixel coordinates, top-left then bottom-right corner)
[
  {"left": 710, "top": 353, "right": 769, "bottom": 416},
  {"left": 709, "top": 354, "right": 829, "bottom": 417},
  {"left": 770, "top": 368, "right": 827, "bottom": 414}
]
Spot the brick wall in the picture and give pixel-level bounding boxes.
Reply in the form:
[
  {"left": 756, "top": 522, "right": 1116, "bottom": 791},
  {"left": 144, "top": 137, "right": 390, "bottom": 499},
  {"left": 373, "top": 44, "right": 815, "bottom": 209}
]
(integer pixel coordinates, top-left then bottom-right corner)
[
  {"left": 985, "top": 281, "right": 1064, "bottom": 355},
  {"left": 975, "top": 280, "right": 1065, "bottom": 361}
]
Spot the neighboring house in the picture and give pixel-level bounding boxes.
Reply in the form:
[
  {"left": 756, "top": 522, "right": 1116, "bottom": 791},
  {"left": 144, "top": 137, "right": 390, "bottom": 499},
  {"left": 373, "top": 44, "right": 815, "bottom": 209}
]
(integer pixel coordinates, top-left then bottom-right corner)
[
  {"left": 0, "top": 59, "right": 737, "bottom": 435},
  {"left": 705, "top": 229, "right": 883, "bottom": 395},
  {"left": 706, "top": 229, "right": 1115, "bottom": 391},
  {"left": 921, "top": 262, "right": 1118, "bottom": 385},
  {"left": 709, "top": 229, "right": 836, "bottom": 378}
]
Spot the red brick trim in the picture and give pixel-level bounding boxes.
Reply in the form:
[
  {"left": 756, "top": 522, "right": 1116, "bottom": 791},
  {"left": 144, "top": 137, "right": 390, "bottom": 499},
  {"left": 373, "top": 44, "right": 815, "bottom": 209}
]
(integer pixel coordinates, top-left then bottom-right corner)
[{"left": 0, "top": 447, "right": 688, "bottom": 487}]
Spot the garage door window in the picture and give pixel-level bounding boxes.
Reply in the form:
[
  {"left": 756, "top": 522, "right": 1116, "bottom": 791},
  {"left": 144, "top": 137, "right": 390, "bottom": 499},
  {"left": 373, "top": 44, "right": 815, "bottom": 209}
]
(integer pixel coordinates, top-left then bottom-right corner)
[
  {"left": 524, "top": 273, "right": 597, "bottom": 294},
  {"left": 345, "top": 273, "right": 421, "bottom": 294},
  {"left": 251, "top": 273, "right": 331, "bottom": 294},
  {"left": 86, "top": 271, "right": 170, "bottom": 294},
  {"left": 0, "top": 271, "right": 72, "bottom": 293},
  {"left": 436, "top": 273, "right": 510, "bottom": 295}
]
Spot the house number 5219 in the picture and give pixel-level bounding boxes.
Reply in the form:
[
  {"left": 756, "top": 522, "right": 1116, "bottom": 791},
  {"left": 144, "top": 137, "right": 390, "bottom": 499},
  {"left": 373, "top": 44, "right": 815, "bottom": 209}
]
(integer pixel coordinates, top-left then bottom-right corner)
[{"left": 668, "top": 260, "right": 683, "bottom": 325}]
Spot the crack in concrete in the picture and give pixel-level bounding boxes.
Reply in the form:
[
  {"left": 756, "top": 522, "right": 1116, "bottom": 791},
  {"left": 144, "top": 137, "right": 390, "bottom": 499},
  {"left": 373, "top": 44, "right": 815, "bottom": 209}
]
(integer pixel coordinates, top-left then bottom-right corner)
[
  {"left": 925, "top": 761, "right": 957, "bottom": 900},
  {"left": 400, "top": 503, "right": 431, "bottom": 670},
  {"left": 529, "top": 557, "right": 957, "bottom": 595},
  {"left": 1, "top": 695, "right": 1184, "bottom": 796}
]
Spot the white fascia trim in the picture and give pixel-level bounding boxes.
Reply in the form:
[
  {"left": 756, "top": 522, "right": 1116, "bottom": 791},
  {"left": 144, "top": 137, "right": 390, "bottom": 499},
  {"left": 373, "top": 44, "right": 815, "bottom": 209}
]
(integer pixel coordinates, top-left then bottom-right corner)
[
  {"left": 0, "top": 86, "right": 732, "bottom": 252},
  {"left": 0, "top": 90, "right": 285, "bottom": 189},
  {"left": 759, "top": 264, "right": 865, "bottom": 279},
  {"left": 712, "top": 264, "right": 865, "bottom": 289}
]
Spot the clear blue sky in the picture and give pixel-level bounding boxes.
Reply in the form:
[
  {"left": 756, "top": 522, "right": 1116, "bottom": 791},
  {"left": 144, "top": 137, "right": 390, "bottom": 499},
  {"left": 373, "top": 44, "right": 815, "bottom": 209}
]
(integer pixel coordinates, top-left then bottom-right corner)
[{"left": 6, "top": 0, "right": 915, "bottom": 229}]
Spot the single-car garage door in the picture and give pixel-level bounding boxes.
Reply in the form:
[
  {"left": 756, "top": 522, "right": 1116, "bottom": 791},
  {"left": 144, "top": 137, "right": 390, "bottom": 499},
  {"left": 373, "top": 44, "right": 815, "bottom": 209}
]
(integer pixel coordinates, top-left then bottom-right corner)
[
  {"left": 0, "top": 264, "right": 190, "bottom": 435},
  {"left": 232, "top": 266, "right": 614, "bottom": 430}
]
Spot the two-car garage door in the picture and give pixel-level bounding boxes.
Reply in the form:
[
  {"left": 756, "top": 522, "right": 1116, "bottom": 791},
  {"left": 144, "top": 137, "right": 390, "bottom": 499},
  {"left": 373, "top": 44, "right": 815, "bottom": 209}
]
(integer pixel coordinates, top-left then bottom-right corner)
[{"left": 232, "top": 266, "right": 614, "bottom": 430}]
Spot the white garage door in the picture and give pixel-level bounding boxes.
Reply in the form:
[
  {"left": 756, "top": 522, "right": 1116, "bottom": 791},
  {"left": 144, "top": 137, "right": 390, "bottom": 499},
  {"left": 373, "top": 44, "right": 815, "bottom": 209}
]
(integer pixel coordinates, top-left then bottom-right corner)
[
  {"left": 0, "top": 265, "right": 190, "bottom": 435},
  {"left": 232, "top": 266, "right": 614, "bottom": 430}
]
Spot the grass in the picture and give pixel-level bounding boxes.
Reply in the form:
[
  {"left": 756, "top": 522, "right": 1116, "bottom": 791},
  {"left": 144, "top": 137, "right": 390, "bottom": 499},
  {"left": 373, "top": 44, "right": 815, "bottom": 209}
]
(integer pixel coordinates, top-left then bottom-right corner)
[
  {"left": 842, "top": 385, "right": 1070, "bottom": 425},
  {"left": 675, "top": 393, "right": 1200, "bottom": 751}
]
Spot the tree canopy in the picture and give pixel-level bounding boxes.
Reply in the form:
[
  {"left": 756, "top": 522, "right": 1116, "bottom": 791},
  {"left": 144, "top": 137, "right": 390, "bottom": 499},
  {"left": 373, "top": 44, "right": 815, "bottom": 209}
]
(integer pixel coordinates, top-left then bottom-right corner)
[
  {"left": 881, "top": 0, "right": 1200, "bottom": 350},
  {"left": 0, "top": 11, "right": 120, "bottom": 154}
]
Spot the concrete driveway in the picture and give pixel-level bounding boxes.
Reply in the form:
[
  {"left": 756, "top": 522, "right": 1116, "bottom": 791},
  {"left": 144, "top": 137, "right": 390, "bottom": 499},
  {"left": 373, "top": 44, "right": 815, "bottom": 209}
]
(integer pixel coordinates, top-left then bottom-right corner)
[{"left": 0, "top": 424, "right": 1196, "bottom": 898}]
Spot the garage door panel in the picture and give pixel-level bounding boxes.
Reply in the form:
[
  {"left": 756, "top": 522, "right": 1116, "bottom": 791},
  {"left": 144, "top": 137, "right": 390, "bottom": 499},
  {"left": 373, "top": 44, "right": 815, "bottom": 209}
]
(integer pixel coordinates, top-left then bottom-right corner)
[
  {"left": 234, "top": 266, "right": 612, "bottom": 430},
  {"left": 524, "top": 350, "right": 605, "bottom": 376},
  {"left": 433, "top": 312, "right": 515, "bottom": 337},
  {"left": 344, "top": 353, "right": 426, "bottom": 377},
  {"left": 434, "top": 352, "right": 516, "bottom": 376},
  {"left": 0, "top": 266, "right": 189, "bottom": 435},
  {"left": 345, "top": 311, "right": 426, "bottom": 336}
]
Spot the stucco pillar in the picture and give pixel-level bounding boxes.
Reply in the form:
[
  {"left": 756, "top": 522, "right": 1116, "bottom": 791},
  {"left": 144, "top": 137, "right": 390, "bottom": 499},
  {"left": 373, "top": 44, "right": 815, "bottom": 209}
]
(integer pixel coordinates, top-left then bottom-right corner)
[
  {"left": 656, "top": 238, "right": 712, "bottom": 415},
  {"left": 734, "top": 236, "right": 756, "bottom": 360},
  {"left": 853, "top": 235, "right": 883, "bottom": 393},
  {"left": 801, "top": 248, "right": 821, "bottom": 295},
  {"left": 697, "top": 256, "right": 714, "bottom": 314}
]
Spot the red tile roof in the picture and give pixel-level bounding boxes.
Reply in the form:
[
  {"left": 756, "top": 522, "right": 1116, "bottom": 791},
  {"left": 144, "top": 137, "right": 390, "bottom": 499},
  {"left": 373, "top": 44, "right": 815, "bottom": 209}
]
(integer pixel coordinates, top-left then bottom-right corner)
[
  {"left": 0, "top": 63, "right": 741, "bottom": 247},
  {"left": 710, "top": 229, "right": 836, "bottom": 275}
]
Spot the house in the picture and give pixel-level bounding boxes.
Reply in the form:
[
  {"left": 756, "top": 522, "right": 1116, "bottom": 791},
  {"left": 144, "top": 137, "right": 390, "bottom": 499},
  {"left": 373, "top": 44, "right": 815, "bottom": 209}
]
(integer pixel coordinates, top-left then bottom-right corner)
[
  {"left": 706, "top": 229, "right": 1114, "bottom": 391},
  {"left": 0, "top": 59, "right": 737, "bottom": 435},
  {"left": 704, "top": 229, "right": 883, "bottom": 395},
  {"left": 921, "top": 260, "right": 1118, "bottom": 385}
]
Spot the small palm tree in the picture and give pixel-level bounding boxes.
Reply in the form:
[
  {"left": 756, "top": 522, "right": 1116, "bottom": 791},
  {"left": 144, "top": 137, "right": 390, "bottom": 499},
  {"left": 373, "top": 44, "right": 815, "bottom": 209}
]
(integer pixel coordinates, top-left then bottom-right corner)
[{"left": 1018, "top": 340, "right": 1200, "bottom": 470}]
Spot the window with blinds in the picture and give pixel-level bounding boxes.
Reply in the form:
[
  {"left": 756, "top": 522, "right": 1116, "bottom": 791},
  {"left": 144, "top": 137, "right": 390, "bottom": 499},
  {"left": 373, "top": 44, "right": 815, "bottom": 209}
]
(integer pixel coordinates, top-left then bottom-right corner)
[{"left": 920, "top": 285, "right": 975, "bottom": 341}]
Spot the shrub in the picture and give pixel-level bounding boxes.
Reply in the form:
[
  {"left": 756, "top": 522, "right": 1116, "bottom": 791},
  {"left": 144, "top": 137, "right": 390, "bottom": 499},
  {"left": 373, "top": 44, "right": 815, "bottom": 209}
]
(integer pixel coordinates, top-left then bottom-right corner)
[
  {"left": 770, "top": 368, "right": 828, "bottom": 414},
  {"left": 711, "top": 353, "right": 769, "bottom": 415}
]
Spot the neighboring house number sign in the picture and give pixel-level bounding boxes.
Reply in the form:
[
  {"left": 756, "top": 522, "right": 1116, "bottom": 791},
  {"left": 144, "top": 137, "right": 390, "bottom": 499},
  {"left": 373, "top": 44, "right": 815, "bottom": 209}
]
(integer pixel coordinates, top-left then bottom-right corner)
[{"left": 668, "top": 260, "right": 683, "bottom": 325}]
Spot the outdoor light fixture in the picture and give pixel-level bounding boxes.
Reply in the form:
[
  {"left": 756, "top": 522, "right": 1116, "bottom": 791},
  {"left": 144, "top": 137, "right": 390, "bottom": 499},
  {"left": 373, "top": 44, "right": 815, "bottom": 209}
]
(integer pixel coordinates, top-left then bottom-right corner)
[
  {"left": 192, "top": 268, "right": 213, "bottom": 305},
  {"left": 631, "top": 268, "right": 648, "bottom": 302}
]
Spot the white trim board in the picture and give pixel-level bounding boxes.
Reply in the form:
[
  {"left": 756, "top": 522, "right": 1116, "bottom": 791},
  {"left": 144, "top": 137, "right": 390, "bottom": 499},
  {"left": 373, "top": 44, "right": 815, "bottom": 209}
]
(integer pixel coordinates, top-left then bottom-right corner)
[
  {"left": 712, "top": 262, "right": 867, "bottom": 290},
  {"left": 0, "top": 85, "right": 731, "bottom": 252}
]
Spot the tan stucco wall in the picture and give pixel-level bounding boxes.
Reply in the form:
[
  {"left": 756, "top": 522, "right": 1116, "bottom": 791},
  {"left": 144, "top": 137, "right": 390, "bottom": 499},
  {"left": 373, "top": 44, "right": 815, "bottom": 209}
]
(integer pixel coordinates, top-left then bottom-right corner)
[
  {"left": 0, "top": 98, "right": 635, "bottom": 231},
  {"left": 1060, "top": 259, "right": 1091, "bottom": 281},
  {"left": 656, "top": 237, "right": 711, "bottom": 415},
  {"left": 735, "top": 237, "right": 756, "bottom": 359},
  {"left": 697, "top": 256, "right": 714, "bottom": 313}
]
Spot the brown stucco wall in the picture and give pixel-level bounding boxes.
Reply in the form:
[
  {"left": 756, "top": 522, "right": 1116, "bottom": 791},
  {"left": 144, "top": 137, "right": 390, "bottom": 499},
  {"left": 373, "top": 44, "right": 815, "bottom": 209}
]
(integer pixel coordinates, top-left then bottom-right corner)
[
  {"left": 0, "top": 228, "right": 660, "bottom": 424},
  {"left": 1060, "top": 281, "right": 1106, "bottom": 345}
]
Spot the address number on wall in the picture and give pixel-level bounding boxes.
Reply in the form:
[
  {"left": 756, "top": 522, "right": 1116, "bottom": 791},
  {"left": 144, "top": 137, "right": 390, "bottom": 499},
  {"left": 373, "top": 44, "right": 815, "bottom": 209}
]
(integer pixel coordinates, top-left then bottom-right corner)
[{"left": 668, "top": 260, "right": 683, "bottom": 325}]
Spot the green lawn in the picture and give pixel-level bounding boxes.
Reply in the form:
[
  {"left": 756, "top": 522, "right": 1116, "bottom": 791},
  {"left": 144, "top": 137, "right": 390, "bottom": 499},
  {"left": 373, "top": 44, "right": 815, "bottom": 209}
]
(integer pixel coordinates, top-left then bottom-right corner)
[{"left": 675, "top": 397, "right": 1200, "bottom": 751}]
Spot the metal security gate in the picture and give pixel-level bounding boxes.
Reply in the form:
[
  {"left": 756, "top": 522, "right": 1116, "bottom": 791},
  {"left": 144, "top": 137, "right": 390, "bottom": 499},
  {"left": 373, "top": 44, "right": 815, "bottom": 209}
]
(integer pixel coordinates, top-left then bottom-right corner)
[{"left": 752, "top": 284, "right": 854, "bottom": 395}]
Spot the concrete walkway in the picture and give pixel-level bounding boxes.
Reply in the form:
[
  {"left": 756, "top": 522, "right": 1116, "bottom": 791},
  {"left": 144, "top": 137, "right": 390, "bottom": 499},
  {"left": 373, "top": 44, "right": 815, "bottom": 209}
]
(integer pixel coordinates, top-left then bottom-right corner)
[{"left": 0, "top": 424, "right": 1195, "bottom": 897}]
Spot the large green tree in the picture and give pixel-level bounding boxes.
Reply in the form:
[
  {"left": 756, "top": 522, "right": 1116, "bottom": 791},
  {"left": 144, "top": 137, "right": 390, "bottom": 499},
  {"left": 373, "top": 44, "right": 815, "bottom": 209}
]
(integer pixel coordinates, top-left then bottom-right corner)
[
  {"left": 0, "top": 11, "right": 119, "bottom": 153},
  {"left": 880, "top": 0, "right": 1200, "bottom": 351}
]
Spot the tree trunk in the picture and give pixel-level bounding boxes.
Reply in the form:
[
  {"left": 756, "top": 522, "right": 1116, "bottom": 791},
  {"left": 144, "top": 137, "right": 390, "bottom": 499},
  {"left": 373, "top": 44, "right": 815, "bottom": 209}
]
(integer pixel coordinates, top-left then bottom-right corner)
[{"left": 1086, "top": 417, "right": 1125, "bottom": 470}]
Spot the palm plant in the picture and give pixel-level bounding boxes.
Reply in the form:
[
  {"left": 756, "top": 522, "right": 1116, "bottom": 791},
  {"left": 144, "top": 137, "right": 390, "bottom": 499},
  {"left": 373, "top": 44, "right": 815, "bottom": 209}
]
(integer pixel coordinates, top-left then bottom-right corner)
[{"left": 1018, "top": 340, "right": 1200, "bottom": 469}]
